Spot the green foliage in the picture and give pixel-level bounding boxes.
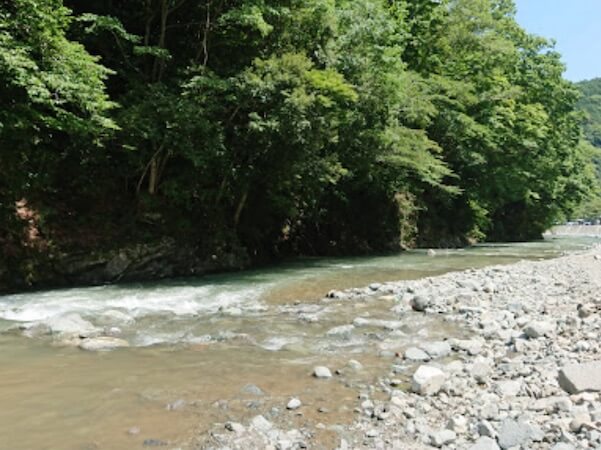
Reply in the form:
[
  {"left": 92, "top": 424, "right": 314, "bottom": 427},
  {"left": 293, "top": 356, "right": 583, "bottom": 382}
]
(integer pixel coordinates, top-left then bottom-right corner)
[{"left": 1, "top": 0, "right": 595, "bottom": 273}]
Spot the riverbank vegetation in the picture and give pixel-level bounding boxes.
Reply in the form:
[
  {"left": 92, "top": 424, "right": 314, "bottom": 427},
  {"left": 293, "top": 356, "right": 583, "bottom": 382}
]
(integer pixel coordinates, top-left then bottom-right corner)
[{"left": 0, "top": 0, "right": 596, "bottom": 288}]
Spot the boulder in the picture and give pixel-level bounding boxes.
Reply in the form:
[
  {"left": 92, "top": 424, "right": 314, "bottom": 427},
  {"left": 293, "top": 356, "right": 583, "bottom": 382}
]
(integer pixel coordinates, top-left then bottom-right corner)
[
  {"left": 411, "top": 365, "right": 446, "bottom": 395},
  {"left": 558, "top": 361, "right": 601, "bottom": 394},
  {"left": 497, "top": 419, "right": 542, "bottom": 449},
  {"left": 313, "top": 366, "right": 332, "bottom": 379}
]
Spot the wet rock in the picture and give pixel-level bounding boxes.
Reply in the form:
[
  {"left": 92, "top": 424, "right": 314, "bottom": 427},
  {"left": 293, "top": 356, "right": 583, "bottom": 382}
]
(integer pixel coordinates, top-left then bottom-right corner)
[
  {"left": 242, "top": 384, "right": 265, "bottom": 396},
  {"left": 469, "top": 437, "right": 500, "bottom": 450},
  {"left": 286, "top": 398, "right": 302, "bottom": 410},
  {"left": 99, "top": 310, "right": 135, "bottom": 325},
  {"left": 326, "top": 324, "right": 354, "bottom": 338},
  {"left": 558, "top": 361, "right": 601, "bottom": 394},
  {"left": 411, "top": 365, "right": 446, "bottom": 395},
  {"left": 142, "top": 439, "right": 168, "bottom": 447},
  {"left": 45, "top": 313, "right": 99, "bottom": 337},
  {"left": 410, "top": 296, "right": 430, "bottom": 312},
  {"left": 22, "top": 323, "right": 51, "bottom": 338},
  {"left": 166, "top": 399, "right": 186, "bottom": 411},
  {"left": 313, "top": 366, "right": 332, "bottom": 379},
  {"left": 78, "top": 336, "right": 129, "bottom": 351},
  {"left": 404, "top": 347, "right": 430, "bottom": 361},
  {"left": 225, "top": 422, "right": 246, "bottom": 435},
  {"left": 347, "top": 359, "right": 363, "bottom": 371}
]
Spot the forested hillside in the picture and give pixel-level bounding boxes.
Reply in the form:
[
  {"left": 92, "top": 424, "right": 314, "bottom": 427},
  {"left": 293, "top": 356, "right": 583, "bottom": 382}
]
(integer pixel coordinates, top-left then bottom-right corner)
[
  {"left": 575, "top": 78, "right": 601, "bottom": 219},
  {"left": 0, "top": 0, "right": 595, "bottom": 289}
]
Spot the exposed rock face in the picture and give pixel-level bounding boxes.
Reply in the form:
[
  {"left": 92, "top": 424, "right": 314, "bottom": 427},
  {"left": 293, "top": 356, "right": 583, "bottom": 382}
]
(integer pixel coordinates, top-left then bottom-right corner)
[{"left": 1, "top": 238, "right": 250, "bottom": 293}]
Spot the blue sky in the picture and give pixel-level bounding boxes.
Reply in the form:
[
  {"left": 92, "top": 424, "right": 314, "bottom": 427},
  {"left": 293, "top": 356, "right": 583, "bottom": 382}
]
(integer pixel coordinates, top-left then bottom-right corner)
[{"left": 515, "top": 0, "right": 601, "bottom": 82}]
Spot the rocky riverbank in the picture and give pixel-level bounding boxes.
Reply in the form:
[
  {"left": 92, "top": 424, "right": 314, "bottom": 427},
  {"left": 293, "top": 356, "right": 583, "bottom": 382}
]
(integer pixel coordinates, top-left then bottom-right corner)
[{"left": 196, "top": 246, "right": 601, "bottom": 450}]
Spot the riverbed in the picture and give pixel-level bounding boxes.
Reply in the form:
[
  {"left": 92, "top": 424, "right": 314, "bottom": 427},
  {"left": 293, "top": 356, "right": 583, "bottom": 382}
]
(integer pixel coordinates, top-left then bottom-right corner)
[{"left": 0, "top": 237, "right": 597, "bottom": 450}]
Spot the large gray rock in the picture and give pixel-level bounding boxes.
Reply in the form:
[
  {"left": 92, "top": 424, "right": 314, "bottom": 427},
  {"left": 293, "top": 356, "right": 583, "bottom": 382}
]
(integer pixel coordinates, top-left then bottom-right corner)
[
  {"left": 497, "top": 419, "right": 541, "bottom": 449},
  {"left": 430, "top": 429, "right": 456, "bottom": 447},
  {"left": 404, "top": 347, "right": 430, "bottom": 361},
  {"left": 45, "top": 314, "right": 99, "bottom": 337},
  {"left": 558, "top": 361, "right": 601, "bottom": 394},
  {"left": 410, "top": 296, "right": 430, "bottom": 312},
  {"left": 420, "top": 341, "right": 452, "bottom": 359},
  {"left": 468, "top": 437, "right": 500, "bottom": 450},
  {"left": 313, "top": 366, "right": 332, "bottom": 379},
  {"left": 523, "top": 321, "right": 554, "bottom": 339},
  {"left": 411, "top": 365, "right": 446, "bottom": 395}
]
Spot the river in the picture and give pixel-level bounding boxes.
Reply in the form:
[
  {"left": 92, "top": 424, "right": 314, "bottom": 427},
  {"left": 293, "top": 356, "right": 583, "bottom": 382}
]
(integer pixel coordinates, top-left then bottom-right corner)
[{"left": 0, "top": 237, "right": 597, "bottom": 450}]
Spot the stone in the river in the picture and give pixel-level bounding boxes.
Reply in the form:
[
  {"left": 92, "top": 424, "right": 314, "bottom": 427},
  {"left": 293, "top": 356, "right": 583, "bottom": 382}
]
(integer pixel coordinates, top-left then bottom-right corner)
[
  {"left": 347, "top": 359, "right": 363, "bottom": 371},
  {"left": 142, "top": 439, "right": 168, "bottom": 447},
  {"left": 241, "top": 384, "right": 265, "bottom": 396},
  {"left": 411, "top": 365, "right": 446, "bottom": 395},
  {"left": 166, "top": 399, "right": 186, "bottom": 411},
  {"left": 45, "top": 313, "right": 99, "bottom": 337},
  {"left": 404, "top": 347, "right": 430, "bottom": 361},
  {"left": 326, "top": 325, "right": 354, "bottom": 338},
  {"left": 78, "top": 336, "right": 130, "bottom": 351},
  {"left": 420, "top": 341, "right": 452, "bottom": 359},
  {"left": 287, "top": 398, "right": 302, "bottom": 410},
  {"left": 313, "top": 366, "right": 332, "bottom": 379},
  {"left": 410, "top": 296, "right": 430, "bottom": 312},
  {"left": 468, "top": 437, "right": 500, "bottom": 450},
  {"left": 22, "top": 323, "right": 51, "bottom": 338},
  {"left": 497, "top": 419, "right": 541, "bottom": 449},
  {"left": 225, "top": 422, "right": 246, "bottom": 435},
  {"left": 558, "top": 361, "right": 601, "bottom": 394},
  {"left": 430, "top": 430, "right": 456, "bottom": 448},
  {"left": 523, "top": 321, "right": 554, "bottom": 339}
]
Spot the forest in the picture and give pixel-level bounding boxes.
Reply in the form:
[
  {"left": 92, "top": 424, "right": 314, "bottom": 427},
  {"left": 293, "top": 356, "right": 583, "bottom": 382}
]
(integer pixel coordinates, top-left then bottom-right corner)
[{"left": 0, "top": 0, "right": 597, "bottom": 289}]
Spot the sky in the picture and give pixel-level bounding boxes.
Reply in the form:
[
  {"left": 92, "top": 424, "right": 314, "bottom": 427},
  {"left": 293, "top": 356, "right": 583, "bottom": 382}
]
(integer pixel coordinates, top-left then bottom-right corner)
[{"left": 514, "top": 0, "right": 601, "bottom": 82}]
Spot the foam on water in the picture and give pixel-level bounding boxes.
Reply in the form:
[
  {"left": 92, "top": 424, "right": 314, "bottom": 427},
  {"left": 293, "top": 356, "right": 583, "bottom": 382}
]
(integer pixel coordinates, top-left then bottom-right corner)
[{"left": 0, "top": 282, "right": 270, "bottom": 326}]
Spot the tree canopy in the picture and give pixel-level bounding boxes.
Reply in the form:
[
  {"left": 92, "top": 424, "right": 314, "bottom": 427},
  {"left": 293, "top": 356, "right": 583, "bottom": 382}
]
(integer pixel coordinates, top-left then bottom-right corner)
[{"left": 0, "top": 0, "right": 596, "bottom": 282}]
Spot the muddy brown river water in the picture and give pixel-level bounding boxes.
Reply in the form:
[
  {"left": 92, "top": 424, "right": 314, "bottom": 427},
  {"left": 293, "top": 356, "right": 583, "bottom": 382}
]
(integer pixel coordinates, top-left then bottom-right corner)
[{"left": 0, "top": 238, "right": 597, "bottom": 450}]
